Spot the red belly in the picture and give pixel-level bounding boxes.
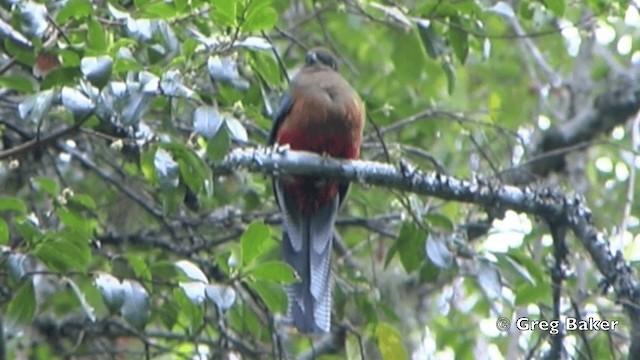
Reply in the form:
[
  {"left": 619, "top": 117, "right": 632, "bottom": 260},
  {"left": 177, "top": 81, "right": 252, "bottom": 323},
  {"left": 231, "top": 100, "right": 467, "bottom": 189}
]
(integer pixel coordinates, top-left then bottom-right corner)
[{"left": 277, "top": 129, "right": 359, "bottom": 215}]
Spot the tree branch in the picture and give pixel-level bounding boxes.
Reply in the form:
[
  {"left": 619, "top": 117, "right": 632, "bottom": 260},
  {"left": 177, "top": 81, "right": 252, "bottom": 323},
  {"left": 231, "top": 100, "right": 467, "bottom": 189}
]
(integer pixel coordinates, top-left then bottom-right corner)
[
  {"left": 220, "top": 146, "right": 640, "bottom": 352},
  {"left": 33, "top": 316, "right": 263, "bottom": 359},
  {"left": 504, "top": 68, "right": 640, "bottom": 185},
  {"left": 296, "top": 325, "right": 347, "bottom": 360},
  {"left": 0, "top": 116, "right": 92, "bottom": 160}
]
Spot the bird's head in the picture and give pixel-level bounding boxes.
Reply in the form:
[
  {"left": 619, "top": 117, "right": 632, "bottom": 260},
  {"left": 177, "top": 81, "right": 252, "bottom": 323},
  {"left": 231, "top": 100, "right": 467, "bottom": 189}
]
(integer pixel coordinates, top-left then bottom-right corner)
[{"left": 304, "top": 47, "right": 338, "bottom": 71}]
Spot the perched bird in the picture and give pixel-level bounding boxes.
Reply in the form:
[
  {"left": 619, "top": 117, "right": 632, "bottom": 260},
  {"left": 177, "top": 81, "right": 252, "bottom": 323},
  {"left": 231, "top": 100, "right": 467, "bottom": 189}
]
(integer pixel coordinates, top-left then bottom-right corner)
[{"left": 269, "top": 48, "right": 365, "bottom": 333}]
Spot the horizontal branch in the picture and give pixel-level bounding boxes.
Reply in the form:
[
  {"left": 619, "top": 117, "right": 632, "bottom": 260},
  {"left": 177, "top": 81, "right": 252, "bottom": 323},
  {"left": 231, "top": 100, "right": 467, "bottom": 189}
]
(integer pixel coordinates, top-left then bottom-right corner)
[
  {"left": 33, "top": 316, "right": 261, "bottom": 358},
  {"left": 0, "top": 118, "right": 88, "bottom": 160},
  {"left": 220, "top": 146, "right": 640, "bottom": 330}
]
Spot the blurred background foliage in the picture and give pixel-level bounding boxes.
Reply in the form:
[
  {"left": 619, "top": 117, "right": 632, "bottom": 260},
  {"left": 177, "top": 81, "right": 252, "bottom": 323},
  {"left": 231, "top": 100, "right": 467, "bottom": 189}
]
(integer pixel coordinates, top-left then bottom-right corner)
[{"left": 0, "top": 0, "right": 639, "bottom": 359}]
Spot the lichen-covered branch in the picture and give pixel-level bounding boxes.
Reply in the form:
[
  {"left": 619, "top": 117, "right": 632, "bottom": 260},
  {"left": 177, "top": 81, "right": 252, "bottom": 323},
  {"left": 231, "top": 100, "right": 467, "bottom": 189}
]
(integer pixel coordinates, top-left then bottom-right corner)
[{"left": 221, "top": 146, "right": 640, "bottom": 355}]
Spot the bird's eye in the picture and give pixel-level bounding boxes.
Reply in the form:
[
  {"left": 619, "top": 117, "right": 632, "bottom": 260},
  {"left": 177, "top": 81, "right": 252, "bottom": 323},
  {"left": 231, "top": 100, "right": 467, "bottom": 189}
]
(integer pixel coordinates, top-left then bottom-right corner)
[{"left": 305, "top": 52, "right": 318, "bottom": 65}]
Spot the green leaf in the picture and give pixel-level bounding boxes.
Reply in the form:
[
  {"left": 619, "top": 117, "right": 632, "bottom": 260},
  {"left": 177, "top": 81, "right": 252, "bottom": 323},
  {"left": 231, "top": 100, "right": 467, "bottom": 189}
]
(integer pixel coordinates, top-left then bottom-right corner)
[
  {"left": 250, "top": 52, "right": 281, "bottom": 85},
  {"left": 419, "top": 258, "right": 441, "bottom": 282},
  {"left": 56, "top": 0, "right": 93, "bottom": 23},
  {"left": 228, "top": 302, "right": 261, "bottom": 335},
  {"left": 206, "top": 127, "right": 230, "bottom": 162},
  {"left": 375, "top": 322, "right": 409, "bottom": 360},
  {"left": 111, "top": 256, "right": 136, "bottom": 279},
  {"left": 476, "top": 260, "right": 502, "bottom": 299},
  {"left": 355, "top": 293, "right": 377, "bottom": 324},
  {"left": 515, "top": 282, "right": 551, "bottom": 306},
  {"left": 0, "top": 75, "right": 35, "bottom": 93},
  {"left": 162, "top": 143, "right": 211, "bottom": 194},
  {"left": 225, "top": 118, "right": 248, "bottom": 142},
  {"left": 249, "top": 280, "right": 287, "bottom": 313},
  {"left": 14, "top": 217, "right": 41, "bottom": 242},
  {"left": 346, "top": 334, "right": 363, "bottom": 360},
  {"left": 383, "top": 241, "right": 399, "bottom": 269},
  {"left": 442, "top": 61, "right": 456, "bottom": 94},
  {"left": 6, "top": 281, "right": 36, "bottom": 329},
  {"left": 34, "top": 233, "right": 91, "bottom": 272},
  {"left": 587, "top": 0, "right": 608, "bottom": 13},
  {"left": 379, "top": 302, "right": 401, "bottom": 323},
  {"left": 159, "top": 299, "right": 179, "bottom": 329},
  {"left": 211, "top": 0, "right": 237, "bottom": 27},
  {"left": 150, "top": 260, "right": 179, "bottom": 280},
  {"left": 177, "top": 158, "right": 202, "bottom": 193},
  {"left": 4, "top": 40, "right": 35, "bottom": 67},
  {"left": 424, "top": 213, "right": 453, "bottom": 231},
  {"left": 57, "top": 208, "right": 95, "bottom": 238},
  {"left": 449, "top": 16, "right": 468, "bottom": 64},
  {"left": 182, "top": 38, "right": 197, "bottom": 59},
  {"left": 174, "top": 0, "right": 188, "bottom": 12},
  {"left": 543, "top": 0, "right": 565, "bottom": 17},
  {"left": 141, "top": 146, "right": 157, "bottom": 182},
  {"left": 126, "top": 255, "right": 152, "bottom": 283},
  {"left": 396, "top": 221, "right": 426, "bottom": 273},
  {"left": 416, "top": 20, "right": 444, "bottom": 59},
  {"left": 113, "top": 57, "right": 144, "bottom": 74},
  {"left": 193, "top": 105, "right": 224, "bottom": 139},
  {"left": 161, "top": 187, "right": 184, "bottom": 215},
  {"left": 155, "top": 147, "right": 180, "bottom": 190},
  {"left": 87, "top": 19, "right": 107, "bottom": 52},
  {"left": 31, "top": 176, "right": 59, "bottom": 196},
  {"left": 0, "top": 218, "right": 8, "bottom": 244},
  {"left": 425, "top": 236, "right": 453, "bottom": 269},
  {"left": 393, "top": 28, "right": 430, "bottom": 84},
  {"left": 80, "top": 56, "right": 113, "bottom": 89},
  {"left": 243, "top": 6, "right": 277, "bottom": 32},
  {"left": 40, "top": 67, "right": 82, "bottom": 90},
  {"left": 241, "top": 222, "right": 272, "bottom": 266},
  {"left": 247, "top": 261, "right": 296, "bottom": 283},
  {"left": 506, "top": 249, "right": 545, "bottom": 284},
  {"left": 64, "top": 278, "right": 97, "bottom": 322},
  {"left": 68, "top": 194, "right": 97, "bottom": 211},
  {"left": 497, "top": 254, "right": 536, "bottom": 285},
  {"left": 60, "top": 49, "right": 81, "bottom": 67},
  {"left": 215, "top": 250, "right": 233, "bottom": 276},
  {"left": 173, "top": 287, "right": 204, "bottom": 333},
  {"left": 518, "top": 1, "right": 534, "bottom": 20},
  {"left": 0, "top": 197, "right": 27, "bottom": 214},
  {"left": 205, "top": 284, "right": 236, "bottom": 310},
  {"left": 142, "top": 1, "right": 175, "bottom": 19}
]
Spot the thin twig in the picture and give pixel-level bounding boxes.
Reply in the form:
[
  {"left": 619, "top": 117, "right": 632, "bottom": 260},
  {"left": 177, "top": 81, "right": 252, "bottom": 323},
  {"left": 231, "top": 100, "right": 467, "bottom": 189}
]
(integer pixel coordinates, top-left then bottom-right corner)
[
  {"left": 506, "top": 16, "right": 562, "bottom": 87},
  {"left": 56, "top": 142, "right": 176, "bottom": 239},
  {"left": 616, "top": 110, "right": 640, "bottom": 246},
  {"left": 0, "top": 115, "right": 92, "bottom": 160}
]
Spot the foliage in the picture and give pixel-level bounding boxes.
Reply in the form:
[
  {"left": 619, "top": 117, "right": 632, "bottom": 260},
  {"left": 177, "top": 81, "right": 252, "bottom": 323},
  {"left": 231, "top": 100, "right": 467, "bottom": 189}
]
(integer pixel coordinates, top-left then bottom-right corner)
[{"left": 0, "top": 0, "right": 637, "bottom": 359}]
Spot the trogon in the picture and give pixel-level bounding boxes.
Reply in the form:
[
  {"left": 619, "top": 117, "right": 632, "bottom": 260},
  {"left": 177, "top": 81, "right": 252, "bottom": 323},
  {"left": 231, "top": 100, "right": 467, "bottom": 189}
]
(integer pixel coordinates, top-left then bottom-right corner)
[{"left": 269, "top": 48, "right": 365, "bottom": 333}]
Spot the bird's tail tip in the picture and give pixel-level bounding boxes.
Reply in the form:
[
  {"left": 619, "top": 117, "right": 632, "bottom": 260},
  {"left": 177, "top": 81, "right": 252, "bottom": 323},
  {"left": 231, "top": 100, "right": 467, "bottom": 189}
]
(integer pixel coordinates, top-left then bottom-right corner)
[{"left": 286, "top": 286, "right": 332, "bottom": 333}]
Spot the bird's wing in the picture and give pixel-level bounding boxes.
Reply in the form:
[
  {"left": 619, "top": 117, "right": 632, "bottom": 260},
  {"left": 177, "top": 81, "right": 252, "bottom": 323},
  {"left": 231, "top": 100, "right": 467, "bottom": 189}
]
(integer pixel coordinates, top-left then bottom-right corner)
[{"left": 268, "top": 92, "right": 293, "bottom": 146}]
